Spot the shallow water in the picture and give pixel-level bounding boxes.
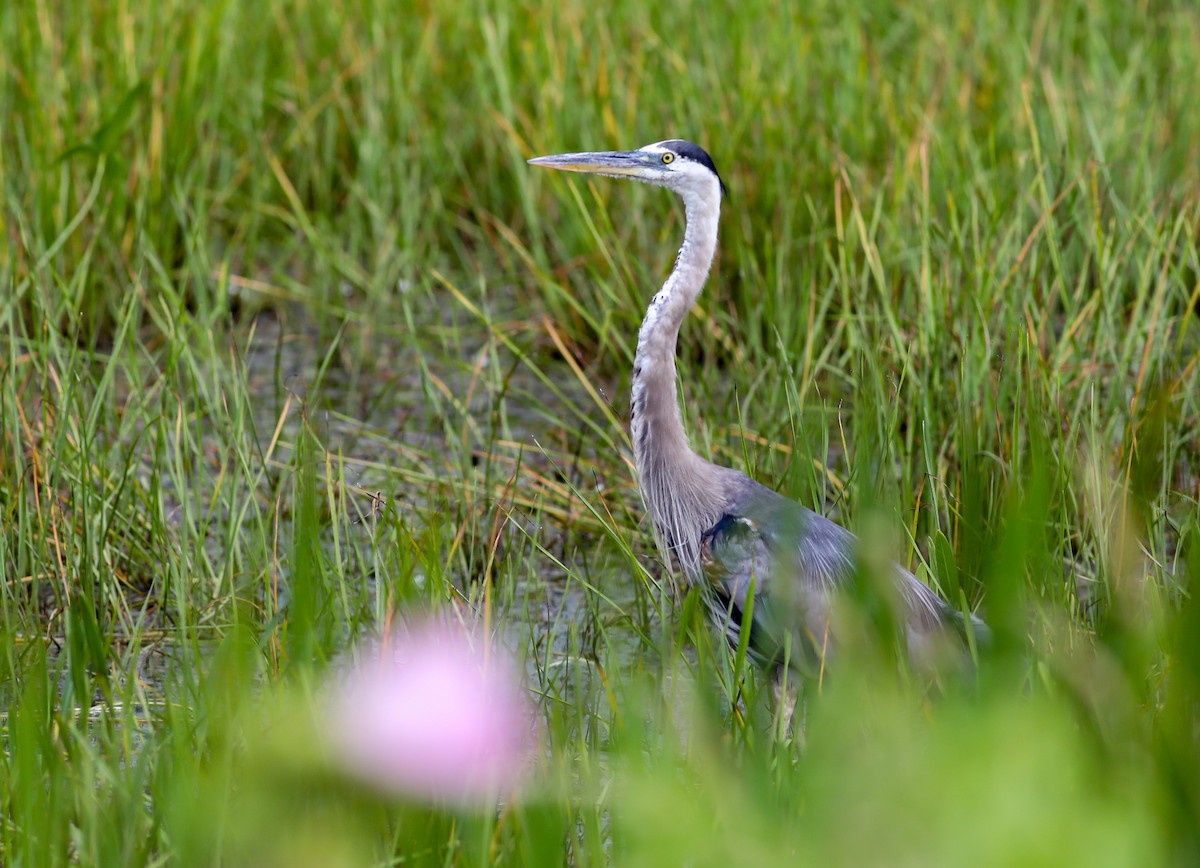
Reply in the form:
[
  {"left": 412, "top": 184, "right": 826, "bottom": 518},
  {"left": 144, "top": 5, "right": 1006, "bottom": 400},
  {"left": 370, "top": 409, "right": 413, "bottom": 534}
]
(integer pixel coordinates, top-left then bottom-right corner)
[{"left": 99, "top": 305, "right": 657, "bottom": 712}]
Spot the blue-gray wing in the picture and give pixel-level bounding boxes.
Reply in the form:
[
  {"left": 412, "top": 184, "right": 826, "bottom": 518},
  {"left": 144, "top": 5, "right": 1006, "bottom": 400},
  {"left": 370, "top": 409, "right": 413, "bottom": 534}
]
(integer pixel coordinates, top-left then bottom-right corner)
[
  {"left": 699, "top": 504, "right": 844, "bottom": 671},
  {"left": 699, "top": 483, "right": 967, "bottom": 669}
]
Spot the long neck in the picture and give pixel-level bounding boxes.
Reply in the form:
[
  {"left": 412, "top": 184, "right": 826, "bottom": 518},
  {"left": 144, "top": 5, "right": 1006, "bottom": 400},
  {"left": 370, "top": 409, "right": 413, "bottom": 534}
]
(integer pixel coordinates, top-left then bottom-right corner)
[{"left": 630, "top": 184, "right": 727, "bottom": 574}]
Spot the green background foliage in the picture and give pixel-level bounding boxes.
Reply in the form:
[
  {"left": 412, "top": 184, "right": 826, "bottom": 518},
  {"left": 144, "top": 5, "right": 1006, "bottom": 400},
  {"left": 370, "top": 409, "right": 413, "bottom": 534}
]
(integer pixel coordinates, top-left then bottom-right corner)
[{"left": 2, "top": 0, "right": 1199, "bottom": 864}]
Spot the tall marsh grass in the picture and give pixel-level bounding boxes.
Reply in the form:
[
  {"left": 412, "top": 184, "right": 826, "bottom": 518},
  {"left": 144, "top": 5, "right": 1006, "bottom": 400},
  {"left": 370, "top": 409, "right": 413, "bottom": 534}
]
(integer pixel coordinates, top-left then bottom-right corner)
[{"left": 2, "top": 0, "right": 1199, "bottom": 864}]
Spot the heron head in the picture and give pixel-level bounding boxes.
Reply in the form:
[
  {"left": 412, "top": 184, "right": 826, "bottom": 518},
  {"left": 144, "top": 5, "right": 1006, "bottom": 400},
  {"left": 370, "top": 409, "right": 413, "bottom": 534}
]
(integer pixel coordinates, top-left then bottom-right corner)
[{"left": 528, "top": 139, "right": 726, "bottom": 200}]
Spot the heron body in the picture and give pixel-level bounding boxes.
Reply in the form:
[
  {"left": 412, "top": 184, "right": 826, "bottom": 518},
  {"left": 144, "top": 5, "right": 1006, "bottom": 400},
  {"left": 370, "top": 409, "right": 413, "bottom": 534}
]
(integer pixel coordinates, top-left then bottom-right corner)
[{"left": 529, "top": 140, "right": 981, "bottom": 673}]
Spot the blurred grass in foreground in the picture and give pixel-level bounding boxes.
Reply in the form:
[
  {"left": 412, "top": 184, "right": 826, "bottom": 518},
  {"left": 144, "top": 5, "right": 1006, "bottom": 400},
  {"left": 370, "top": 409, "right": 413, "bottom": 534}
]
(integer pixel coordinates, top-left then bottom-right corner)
[{"left": 3, "top": 0, "right": 1200, "bottom": 864}]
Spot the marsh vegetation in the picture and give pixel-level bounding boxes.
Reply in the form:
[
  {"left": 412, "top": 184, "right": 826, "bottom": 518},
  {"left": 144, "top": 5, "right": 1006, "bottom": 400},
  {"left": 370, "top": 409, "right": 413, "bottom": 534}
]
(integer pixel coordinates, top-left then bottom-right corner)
[{"left": 2, "top": 1, "right": 1199, "bottom": 863}]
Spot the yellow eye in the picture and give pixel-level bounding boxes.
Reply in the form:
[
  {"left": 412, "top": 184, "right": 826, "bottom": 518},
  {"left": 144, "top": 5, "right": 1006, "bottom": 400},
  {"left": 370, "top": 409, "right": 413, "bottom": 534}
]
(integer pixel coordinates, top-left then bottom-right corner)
[{"left": 661, "top": 153, "right": 674, "bottom": 164}]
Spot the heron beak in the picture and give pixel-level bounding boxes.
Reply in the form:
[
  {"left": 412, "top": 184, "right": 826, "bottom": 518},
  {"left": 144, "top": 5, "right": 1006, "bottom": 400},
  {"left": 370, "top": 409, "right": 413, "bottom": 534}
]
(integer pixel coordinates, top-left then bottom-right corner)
[{"left": 527, "top": 150, "right": 653, "bottom": 178}]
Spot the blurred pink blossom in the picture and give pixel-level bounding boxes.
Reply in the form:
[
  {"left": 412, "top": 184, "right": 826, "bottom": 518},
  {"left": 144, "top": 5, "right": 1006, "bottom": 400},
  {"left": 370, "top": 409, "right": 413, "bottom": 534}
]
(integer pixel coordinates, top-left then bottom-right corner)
[{"left": 329, "top": 617, "right": 537, "bottom": 804}]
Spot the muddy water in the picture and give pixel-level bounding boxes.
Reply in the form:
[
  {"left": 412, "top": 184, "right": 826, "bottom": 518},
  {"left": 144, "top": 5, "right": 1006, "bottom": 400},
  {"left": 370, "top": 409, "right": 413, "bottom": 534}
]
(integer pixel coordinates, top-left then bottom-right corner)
[{"left": 213, "top": 309, "right": 651, "bottom": 692}]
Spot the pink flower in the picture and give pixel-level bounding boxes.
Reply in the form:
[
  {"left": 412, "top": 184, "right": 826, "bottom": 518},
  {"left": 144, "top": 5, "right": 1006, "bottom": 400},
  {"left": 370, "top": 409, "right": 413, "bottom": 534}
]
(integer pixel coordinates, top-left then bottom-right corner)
[{"left": 329, "top": 617, "right": 537, "bottom": 804}]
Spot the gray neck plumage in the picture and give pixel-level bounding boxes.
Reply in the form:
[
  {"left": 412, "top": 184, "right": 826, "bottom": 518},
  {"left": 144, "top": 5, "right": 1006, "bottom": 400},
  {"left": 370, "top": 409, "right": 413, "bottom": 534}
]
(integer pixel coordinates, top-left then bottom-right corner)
[{"left": 630, "top": 181, "right": 727, "bottom": 575}]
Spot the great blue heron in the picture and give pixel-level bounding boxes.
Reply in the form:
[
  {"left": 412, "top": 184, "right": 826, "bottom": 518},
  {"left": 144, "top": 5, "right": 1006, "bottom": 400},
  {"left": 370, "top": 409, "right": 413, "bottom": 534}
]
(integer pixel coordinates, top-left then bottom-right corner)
[{"left": 530, "top": 139, "right": 984, "bottom": 676}]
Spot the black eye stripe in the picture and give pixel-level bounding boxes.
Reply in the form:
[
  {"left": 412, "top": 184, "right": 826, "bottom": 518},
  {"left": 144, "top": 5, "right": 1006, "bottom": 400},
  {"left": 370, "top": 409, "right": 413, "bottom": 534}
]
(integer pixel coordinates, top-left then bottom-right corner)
[{"left": 656, "top": 139, "right": 723, "bottom": 187}]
